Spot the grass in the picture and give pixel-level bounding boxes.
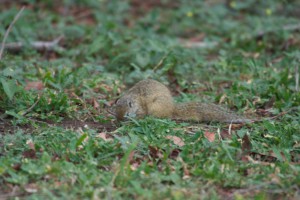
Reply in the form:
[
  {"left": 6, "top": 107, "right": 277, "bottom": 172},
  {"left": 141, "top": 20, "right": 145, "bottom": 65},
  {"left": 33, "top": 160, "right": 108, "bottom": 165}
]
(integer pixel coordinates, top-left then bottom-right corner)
[{"left": 0, "top": 0, "right": 300, "bottom": 199}]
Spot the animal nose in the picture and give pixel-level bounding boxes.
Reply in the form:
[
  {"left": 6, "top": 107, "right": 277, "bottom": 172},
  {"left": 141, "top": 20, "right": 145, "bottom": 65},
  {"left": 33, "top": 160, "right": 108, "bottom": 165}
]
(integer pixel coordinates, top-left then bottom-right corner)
[{"left": 125, "top": 113, "right": 137, "bottom": 118}]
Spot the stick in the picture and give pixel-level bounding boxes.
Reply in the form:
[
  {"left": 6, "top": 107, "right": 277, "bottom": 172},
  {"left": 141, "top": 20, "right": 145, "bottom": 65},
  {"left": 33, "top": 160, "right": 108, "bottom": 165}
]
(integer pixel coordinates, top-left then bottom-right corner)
[
  {"left": 0, "top": 6, "right": 25, "bottom": 60},
  {"left": 249, "top": 107, "right": 298, "bottom": 123},
  {"left": 152, "top": 52, "right": 170, "bottom": 72},
  {"left": 296, "top": 65, "right": 299, "bottom": 92},
  {"left": 5, "top": 36, "right": 64, "bottom": 52},
  {"left": 282, "top": 23, "right": 300, "bottom": 32},
  {"left": 21, "top": 94, "right": 42, "bottom": 116},
  {"left": 255, "top": 23, "right": 300, "bottom": 38}
]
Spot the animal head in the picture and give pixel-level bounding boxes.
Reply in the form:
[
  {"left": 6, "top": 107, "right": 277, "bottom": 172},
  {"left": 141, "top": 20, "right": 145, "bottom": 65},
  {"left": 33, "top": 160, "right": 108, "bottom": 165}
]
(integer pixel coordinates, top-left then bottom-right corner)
[{"left": 114, "top": 95, "right": 141, "bottom": 120}]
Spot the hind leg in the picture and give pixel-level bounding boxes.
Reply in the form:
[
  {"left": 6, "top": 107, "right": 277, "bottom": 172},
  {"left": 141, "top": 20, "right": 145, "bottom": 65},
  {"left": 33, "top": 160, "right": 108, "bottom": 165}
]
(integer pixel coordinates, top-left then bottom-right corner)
[{"left": 146, "top": 96, "right": 174, "bottom": 118}]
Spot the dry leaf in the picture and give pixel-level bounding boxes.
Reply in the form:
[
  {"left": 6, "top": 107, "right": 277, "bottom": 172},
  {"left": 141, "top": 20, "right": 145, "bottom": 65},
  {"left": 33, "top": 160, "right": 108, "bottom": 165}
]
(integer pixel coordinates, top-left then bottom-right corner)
[
  {"left": 245, "top": 155, "right": 274, "bottom": 166},
  {"left": 268, "top": 173, "right": 281, "bottom": 184},
  {"left": 148, "top": 146, "right": 163, "bottom": 159},
  {"left": 219, "top": 94, "right": 227, "bottom": 104},
  {"left": 128, "top": 150, "right": 135, "bottom": 163},
  {"left": 166, "top": 135, "right": 185, "bottom": 147},
  {"left": 96, "top": 132, "right": 113, "bottom": 142},
  {"left": 169, "top": 149, "right": 181, "bottom": 159},
  {"left": 22, "top": 149, "right": 37, "bottom": 159},
  {"left": 204, "top": 132, "right": 215, "bottom": 142},
  {"left": 93, "top": 98, "right": 100, "bottom": 109},
  {"left": 248, "top": 151, "right": 289, "bottom": 163},
  {"left": 177, "top": 157, "right": 190, "bottom": 179},
  {"left": 12, "top": 163, "right": 22, "bottom": 170},
  {"left": 25, "top": 81, "right": 44, "bottom": 91},
  {"left": 128, "top": 151, "right": 140, "bottom": 170},
  {"left": 107, "top": 99, "right": 116, "bottom": 107},
  {"left": 220, "top": 130, "right": 231, "bottom": 139},
  {"left": 268, "top": 150, "right": 287, "bottom": 162},
  {"left": 24, "top": 183, "right": 38, "bottom": 193},
  {"left": 26, "top": 139, "right": 35, "bottom": 150},
  {"left": 130, "top": 162, "right": 139, "bottom": 171},
  {"left": 241, "top": 135, "right": 252, "bottom": 154}
]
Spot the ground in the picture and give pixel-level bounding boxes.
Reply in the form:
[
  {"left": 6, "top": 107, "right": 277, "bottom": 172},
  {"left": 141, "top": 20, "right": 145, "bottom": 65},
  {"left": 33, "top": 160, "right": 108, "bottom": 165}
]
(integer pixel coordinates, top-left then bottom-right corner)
[{"left": 0, "top": 0, "right": 300, "bottom": 199}]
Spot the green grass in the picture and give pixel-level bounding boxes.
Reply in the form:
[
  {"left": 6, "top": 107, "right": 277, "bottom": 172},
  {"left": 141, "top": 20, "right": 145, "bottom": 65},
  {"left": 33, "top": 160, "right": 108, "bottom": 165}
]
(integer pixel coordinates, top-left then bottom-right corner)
[{"left": 0, "top": 0, "right": 300, "bottom": 199}]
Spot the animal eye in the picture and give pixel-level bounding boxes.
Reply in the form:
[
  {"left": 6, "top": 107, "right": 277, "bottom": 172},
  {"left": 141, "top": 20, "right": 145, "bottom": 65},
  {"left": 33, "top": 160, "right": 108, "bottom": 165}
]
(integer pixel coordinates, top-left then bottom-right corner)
[{"left": 128, "top": 101, "right": 132, "bottom": 108}]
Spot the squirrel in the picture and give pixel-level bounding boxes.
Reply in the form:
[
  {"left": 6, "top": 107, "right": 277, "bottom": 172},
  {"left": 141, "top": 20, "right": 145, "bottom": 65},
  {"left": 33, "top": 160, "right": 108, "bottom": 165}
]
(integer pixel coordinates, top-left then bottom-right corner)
[{"left": 114, "top": 79, "right": 252, "bottom": 123}]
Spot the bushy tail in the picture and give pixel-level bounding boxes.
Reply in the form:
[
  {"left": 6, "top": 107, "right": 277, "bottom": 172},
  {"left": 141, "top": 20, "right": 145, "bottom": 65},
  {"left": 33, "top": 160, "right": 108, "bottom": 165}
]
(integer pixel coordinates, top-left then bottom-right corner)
[{"left": 172, "top": 102, "right": 251, "bottom": 123}]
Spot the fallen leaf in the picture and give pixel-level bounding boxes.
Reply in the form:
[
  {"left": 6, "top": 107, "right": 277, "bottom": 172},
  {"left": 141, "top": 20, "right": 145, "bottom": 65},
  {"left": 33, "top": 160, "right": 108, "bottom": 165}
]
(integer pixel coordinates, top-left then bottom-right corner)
[
  {"left": 26, "top": 139, "right": 35, "bottom": 150},
  {"left": 130, "top": 162, "right": 139, "bottom": 171},
  {"left": 219, "top": 94, "right": 227, "bottom": 104},
  {"left": 245, "top": 155, "right": 275, "bottom": 165},
  {"left": 225, "top": 123, "right": 245, "bottom": 130},
  {"left": 177, "top": 157, "right": 190, "bottom": 178},
  {"left": 241, "top": 135, "right": 252, "bottom": 154},
  {"left": 220, "top": 130, "right": 231, "bottom": 139},
  {"left": 166, "top": 135, "right": 185, "bottom": 147},
  {"left": 107, "top": 99, "right": 116, "bottom": 107},
  {"left": 180, "top": 40, "right": 218, "bottom": 48},
  {"left": 99, "top": 83, "right": 114, "bottom": 93},
  {"left": 128, "top": 150, "right": 135, "bottom": 163},
  {"left": 148, "top": 146, "right": 163, "bottom": 159},
  {"left": 24, "top": 183, "right": 38, "bottom": 193},
  {"left": 128, "top": 151, "right": 140, "bottom": 171},
  {"left": 93, "top": 98, "right": 100, "bottom": 109},
  {"left": 169, "top": 149, "right": 181, "bottom": 159},
  {"left": 187, "top": 33, "right": 206, "bottom": 42},
  {"left": 25, "top": 81, "right": 44, "bottom": 91},
  {"left": 268, "top": 173, "right": 281, "bottom": 184},
  {"left": 240, "top": 136, "right": 252, "bottom": 162},
  {"left": 96, "top": 132, "right": 113, "bottom": 142},
  {"left": 204, "top": 132, "right": 215, "bottom": 142},
  {"left": 12, "top": 163, "right": 22, "bottom": 170},
  {"left": 268, "top": 150, "right": 287, "bottom": 162},
  {"left": 22, "top": 149, "right": 37, "bottom": 159}
]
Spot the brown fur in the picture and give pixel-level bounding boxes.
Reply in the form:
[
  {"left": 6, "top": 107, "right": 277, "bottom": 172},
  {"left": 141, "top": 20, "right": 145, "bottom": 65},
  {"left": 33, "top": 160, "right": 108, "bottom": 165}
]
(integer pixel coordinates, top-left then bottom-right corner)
[{"left": 115, "top": 79, "right": 250, "bottom": 123}]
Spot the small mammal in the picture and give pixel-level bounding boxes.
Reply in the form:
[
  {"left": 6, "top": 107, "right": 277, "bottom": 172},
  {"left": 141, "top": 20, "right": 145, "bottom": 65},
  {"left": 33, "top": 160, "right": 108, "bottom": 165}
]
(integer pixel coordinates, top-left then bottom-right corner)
[{"left": 114, "top": 79, "right": 251, "bottom": 123}]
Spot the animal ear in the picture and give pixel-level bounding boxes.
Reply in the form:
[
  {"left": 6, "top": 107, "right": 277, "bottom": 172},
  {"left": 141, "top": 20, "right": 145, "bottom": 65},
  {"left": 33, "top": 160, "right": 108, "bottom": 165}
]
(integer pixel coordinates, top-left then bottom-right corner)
[
  {"left": 115, "top": 98, "right": 120, "bottom": 104},
  {"left": 128, "top": 100, "right": 132, "bottom": 108}
]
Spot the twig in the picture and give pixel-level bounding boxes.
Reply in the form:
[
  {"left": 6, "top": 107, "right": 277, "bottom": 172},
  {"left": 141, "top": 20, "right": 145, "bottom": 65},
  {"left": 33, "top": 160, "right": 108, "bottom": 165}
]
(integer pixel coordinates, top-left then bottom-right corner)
[
  {"left": 21, "top": 94, "right": 42, "bottom": 116},
  {"left": 255, "top": 23, "right": 300, "bottom": 38},
  {"left": 228, "top": 121, "right": 232, "bottom": 135},
  {"left": 217, "top": 127, "right": 222, "bottom": 140},
  {"left": 249, "top": 107, "right": 298, "bottom": 123},
  {"left": 282, "top": 23, "right": 300, "bottom": 32},
  {"left": 28, "top": 118, "right": 54, "bottom": 128},
  {"left": 264, "top": 108, "right": 296, "bottom": 120},
  {"left": 4, "top": 35, "right": 64, "bottom": 52},
  {"left": 0, "top": 6, "right": 25, "bottom": 60},
  {"left": 296, "top": 65, "right": 299, "bottom": 92},
  {"left": 152, "top": 52, "right": 170, "bottom": 72},
  {"left": 144, "top": 52, "right": 170, "bottom": 80},
  {"left": 0, "top": 186, "right": 24, "bottom": 199}
]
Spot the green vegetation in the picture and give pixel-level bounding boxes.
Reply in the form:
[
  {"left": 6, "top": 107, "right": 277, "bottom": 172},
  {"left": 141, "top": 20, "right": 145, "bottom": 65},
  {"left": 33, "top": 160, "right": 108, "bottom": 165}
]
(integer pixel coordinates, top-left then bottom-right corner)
[{"left": 0, "top": 0, "right": 299, "bottom": 199}]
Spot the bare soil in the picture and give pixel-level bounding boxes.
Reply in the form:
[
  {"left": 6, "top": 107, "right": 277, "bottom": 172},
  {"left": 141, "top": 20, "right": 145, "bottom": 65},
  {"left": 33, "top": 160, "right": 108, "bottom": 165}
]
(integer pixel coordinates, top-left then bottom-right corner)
[{"left": 0, "top": 118, "right": 117, "bottom": 134}]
